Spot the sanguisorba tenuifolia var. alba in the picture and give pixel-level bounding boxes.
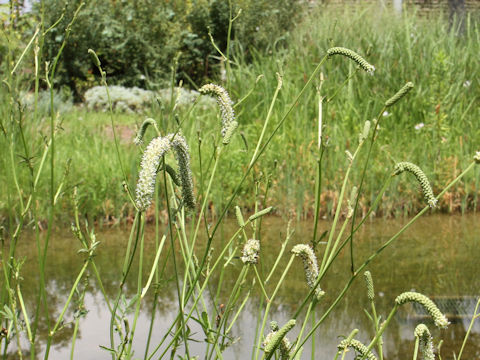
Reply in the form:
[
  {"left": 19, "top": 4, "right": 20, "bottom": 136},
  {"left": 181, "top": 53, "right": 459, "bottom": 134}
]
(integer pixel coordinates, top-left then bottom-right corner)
[
  {"left": 337, "top": 338, "right": 378, "bottom": 360},
  {"left": 393, "top": 162, "right": 437, "bottom": 208},
  {"left": 199, "top": 83, "right": 237, "bottom": 144},
  {"left": 396, "top": 291, "right": 449, "bottom": 329},
  {"left": 327, "top": 47, "right": 375, "bottom": 75},
  {"left": 135, "top": 134, "right": 195, "bottom": 211},
  {"left": 414, "top": 324, "right": 435, "bottom": 360},
  {"left": 291, "top": 244, "right": 325, "bottom": 300}
]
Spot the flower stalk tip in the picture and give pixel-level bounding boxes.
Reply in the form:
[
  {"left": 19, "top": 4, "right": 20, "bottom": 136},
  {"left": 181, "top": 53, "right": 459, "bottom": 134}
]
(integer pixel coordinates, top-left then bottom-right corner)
[
  {"left": 291, "top": 244, "right": 325, "bottom": 300},
  {"left": 396, "top": 292, "right": 449, "bottom": 329},
  {"left": 385, "top": 82, "right": 414, "bottom": 108},
  {"left": 414, "top": 324, "right": 435, "bottom": 360},
  {"left": 337, "top": 339, "right": 377, "bottom": 360},
  {"left": 327, "top": 47, "right": 375, "bottom": 74},
  {"left": 394, "top": 162, "right": 437, "bottom": 208},
  {"left": 199, "top": 83, "right": 237, "bottom": 142}
]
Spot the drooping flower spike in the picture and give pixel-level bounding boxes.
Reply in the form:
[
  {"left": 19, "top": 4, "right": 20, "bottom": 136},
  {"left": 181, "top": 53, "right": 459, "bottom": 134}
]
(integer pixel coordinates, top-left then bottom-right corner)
[
  {"left": 291, "top": 244, "right": 325, "bottom": 300},
  {"left": 396, "top": 292, "right": 449, "bottom": 328},
  {"left": 327, "top": 47, "right": 375, "bottom": 75},
  {"left": 134, "top": 118, "right": 160, "bottom": 145},
  {"left": 414, "top": 324, "right": 435, "bottom": 360},
  {"left": 385, "top": 82, "right": 414, "bottom": 108},
  {"left": 337, "top": 338, "right": 377, "bottom": 360},
  {"left": 394, "top": 162, "right": 437, "bottom": 208},
  {"left": 263, "top": 319, "right": 295, "bottom": 358},
  {"left": 135, "top": 134, "right": 195, "bottom": 211},
  {"left": 170, "top": 134, "right": 196, "bottom": 210},
  {"left": 135, "top": 136, "right": 171, "bottom": 211},
  {"left": 199, "top": 83, "right": 237, "bottom": 144}
]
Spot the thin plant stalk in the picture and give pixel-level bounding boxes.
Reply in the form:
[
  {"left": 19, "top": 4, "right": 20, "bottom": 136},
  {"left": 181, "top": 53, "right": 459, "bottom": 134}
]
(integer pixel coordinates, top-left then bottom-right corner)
[
  {"left": 457, "top": 297, "right": 480, "bottom": 360},
  {"left": 254, "top": 255, "right": 295, "bottom": 360},
  {"left": 125, "top": 217, "right": 146, "bottom": 359},
  {"left": 43, "top": 254, "right": 91, "bottom": 359}
]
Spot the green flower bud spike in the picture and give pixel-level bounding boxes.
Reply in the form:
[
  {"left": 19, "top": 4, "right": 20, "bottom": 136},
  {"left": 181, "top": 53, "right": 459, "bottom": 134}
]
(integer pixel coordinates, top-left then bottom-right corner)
[
  {"left": 385, "top": 82, "right": 414, "bottom": 108},
  {"left": 364, "top": 271, "right": 375, "bottom": 301},
  {"left": 337, "top": 339, "right": 378, "bottom": 360},
  {"left": 359, "top": 120, "right": 371, "bottom": 142},
  {"left": 291, "top": 244, "right": 325, "bottom": 300},
  {"left": 134, "top": 118, "right": 160, "bottom": 145},
  {"left": 414, "top": 324, "right": 435, "bottom": 360},
  {"left": 248, "top": 206, "right": 273, "bottom": 222},
  {"left": 327, "top": 47, "right": 375, "bottom": 75},
  {"left": 396, "top": 292, "right": 449, "bottom": 329},
  {"left": 199, "top": 83, "right": 237, "bottom": 142},
  {"left": 394, "top": 162, "right": 437, "bottom": 208},
  {"left": 235, "top": 206, "right": 245, "bottom": 227},
  {"left": 263, "top": 319, "right": 295, "bottom": 358}
]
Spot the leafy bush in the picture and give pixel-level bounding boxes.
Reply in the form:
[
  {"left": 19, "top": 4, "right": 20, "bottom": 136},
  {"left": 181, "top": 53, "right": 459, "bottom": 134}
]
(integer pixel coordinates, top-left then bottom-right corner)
[{"left": 34, "top": 0, "right": 302, "bottom": 98}]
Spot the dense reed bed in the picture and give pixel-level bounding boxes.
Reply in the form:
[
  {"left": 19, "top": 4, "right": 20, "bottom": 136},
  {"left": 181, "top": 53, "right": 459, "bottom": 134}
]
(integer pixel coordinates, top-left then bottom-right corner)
[{"left": 0, "top": 2, "right": 479, "bottom": 359}]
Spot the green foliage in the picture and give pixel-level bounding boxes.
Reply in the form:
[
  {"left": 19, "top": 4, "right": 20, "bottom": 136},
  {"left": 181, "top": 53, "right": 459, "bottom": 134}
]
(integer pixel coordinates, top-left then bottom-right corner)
[
  {"left": 35, "top": 0, "right": 301, "bottom": 98},
  {"left": 39, "top": 0, "right": 183, "bottom": 97}
]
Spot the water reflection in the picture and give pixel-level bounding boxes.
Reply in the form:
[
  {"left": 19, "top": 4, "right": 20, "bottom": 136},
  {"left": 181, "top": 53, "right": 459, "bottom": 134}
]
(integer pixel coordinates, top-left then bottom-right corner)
[{"left": 5, "top": 214, "right": 480, "bottom": 359}]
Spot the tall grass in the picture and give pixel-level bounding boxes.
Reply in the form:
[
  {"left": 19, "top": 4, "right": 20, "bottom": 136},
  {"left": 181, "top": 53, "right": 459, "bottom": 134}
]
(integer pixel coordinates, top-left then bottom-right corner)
[
  {"left": 1, "top": 5, "right": 479, "bottom": 223},
  {"left": 0, "top": 2, "right": 479, "bottom": 359}
]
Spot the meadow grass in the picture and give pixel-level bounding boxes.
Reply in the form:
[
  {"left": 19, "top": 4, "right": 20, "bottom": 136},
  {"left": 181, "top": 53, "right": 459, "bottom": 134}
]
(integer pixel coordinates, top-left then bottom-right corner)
[
  {"left": 2, "top": 5, "right": 479, "bottom": 224},
  {"left": 0, "top": 2, "right": 479, "bottom": 359}
]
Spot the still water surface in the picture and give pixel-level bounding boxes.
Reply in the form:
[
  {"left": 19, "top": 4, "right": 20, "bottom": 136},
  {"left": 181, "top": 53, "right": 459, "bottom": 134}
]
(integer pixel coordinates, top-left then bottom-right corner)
[{"left": 9, "top": 214, "right": 480, "bottom": 359}]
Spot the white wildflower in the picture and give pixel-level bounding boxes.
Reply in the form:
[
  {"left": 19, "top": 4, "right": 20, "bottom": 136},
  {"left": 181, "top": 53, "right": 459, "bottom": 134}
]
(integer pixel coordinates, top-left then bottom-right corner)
[
  {"left": 415, "top": 122, "right": 425, "bottom": 130},
  {"left": 135, "top": 137, "right": 172, "bottom": 211},
  {"left": 291, "top": 244, "right": 325, "bottom": 299},
  {"left": 241, "top": 239, "right": 260, "bottom": 264}
]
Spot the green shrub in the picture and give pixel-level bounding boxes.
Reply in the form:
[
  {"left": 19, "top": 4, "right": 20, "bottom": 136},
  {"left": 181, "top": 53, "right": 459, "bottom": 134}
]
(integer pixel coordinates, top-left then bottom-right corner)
[{"left": 35, "top": 0, "right": 302, "bottom": 98}]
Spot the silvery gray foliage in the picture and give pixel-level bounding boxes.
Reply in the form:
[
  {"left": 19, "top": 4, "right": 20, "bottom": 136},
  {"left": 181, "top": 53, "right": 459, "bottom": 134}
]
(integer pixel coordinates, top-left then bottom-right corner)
[
  {"left": 85, "top": 86, "right": 154, "bottom": 113},
  {"left": 85, "top": 86, "right": 216, "bottom": 113}
]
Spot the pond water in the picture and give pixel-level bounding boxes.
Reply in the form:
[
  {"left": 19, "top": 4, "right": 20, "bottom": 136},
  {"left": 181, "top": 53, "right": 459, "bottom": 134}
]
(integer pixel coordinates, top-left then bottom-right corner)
[{"left": 5, "top": 214, "right": 480, "bottom": 359}]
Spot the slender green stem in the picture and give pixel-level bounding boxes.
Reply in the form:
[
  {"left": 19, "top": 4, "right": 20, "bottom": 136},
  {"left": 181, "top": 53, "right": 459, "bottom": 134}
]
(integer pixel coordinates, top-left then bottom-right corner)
[
  {"left": 125, "top": 217, "right": 145, "bottom": 359},
  {"left": 253, "top": 265, "right": 270, "bottom": 301},
  {"left": 457, "top": 297, "right": 480, "bottom": 360},
  {"left": 349, "top": 105, "right": 386, "bottom": 274},
  {"left": 249, "top": 73, "right": 282, "bottom": 167},
  {"left": 254, "top": 255, "right": 295, "bottom": 360},
  {"left": 16, "top": 284, "right": 32, "bottom": 343},
  {"left": 412, "top": 336, "right": 420, "bottom": 360},
  {"left": 44, "top": 258, "right": 90, "bottom": 359},
  {"left": 370, "top": 300, "right": 383, "bottom": 360},
  {"left": 207, "top": 266, "right": 249, "bottom": 359},
  {"left": 320, "top": 142, "right": 363, "bottom": 273},
  {"left": 363, "top": 305, "right": 398, "bottom": 357},
  {"left": 294, "top": 301, "right": 314, "bottom": 353}
]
